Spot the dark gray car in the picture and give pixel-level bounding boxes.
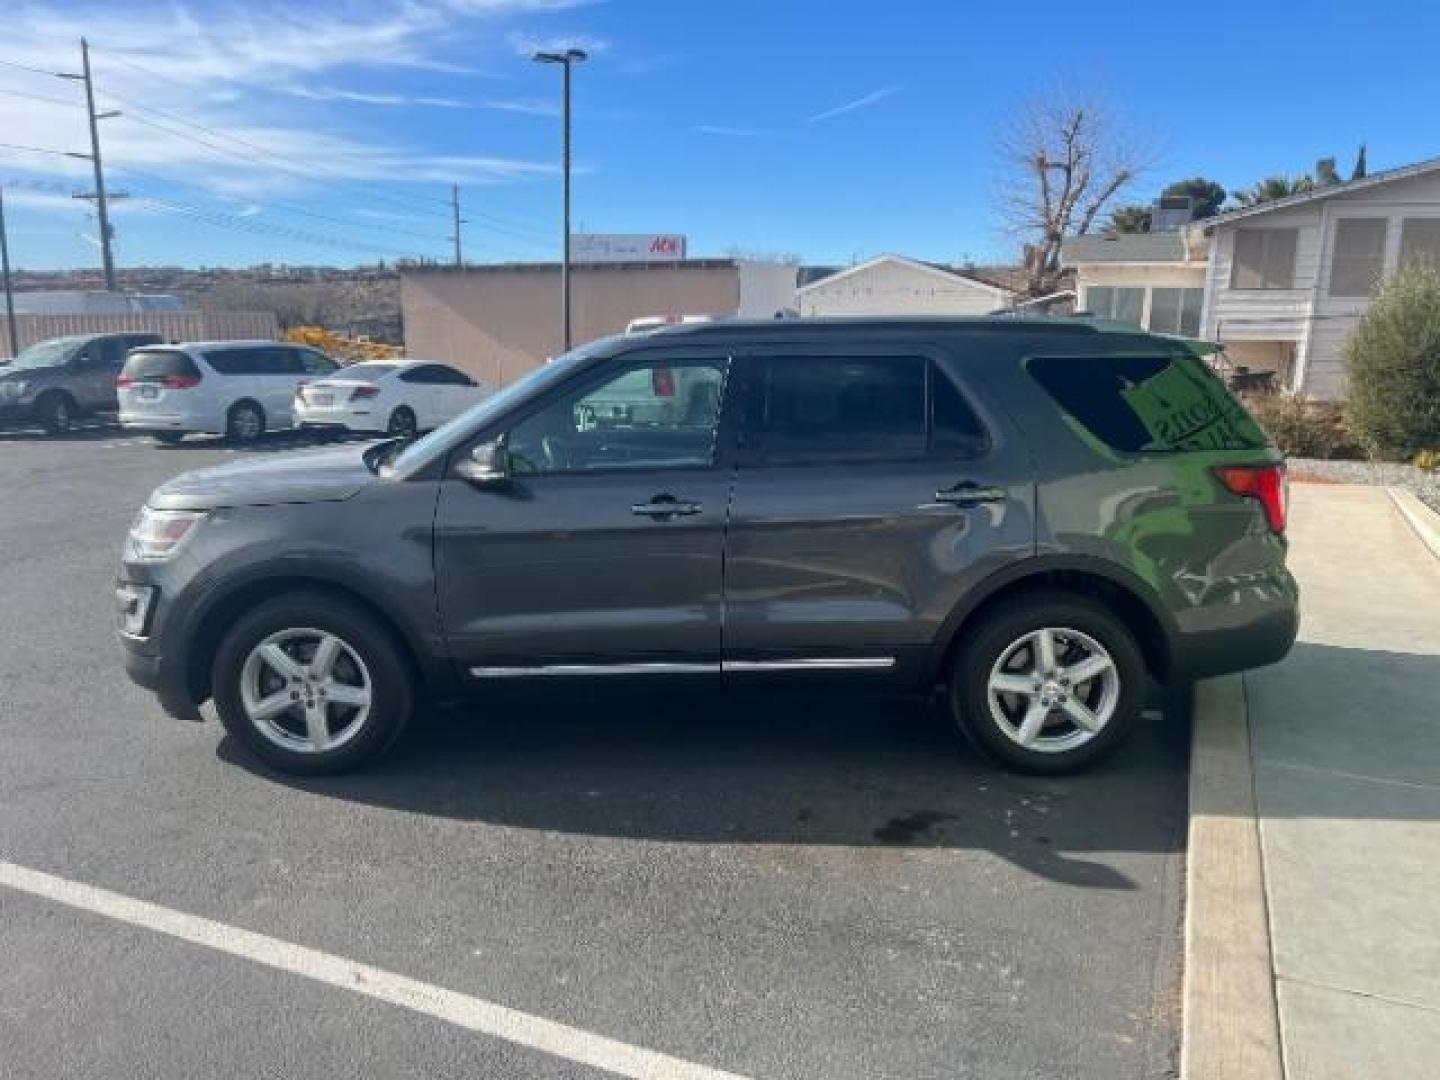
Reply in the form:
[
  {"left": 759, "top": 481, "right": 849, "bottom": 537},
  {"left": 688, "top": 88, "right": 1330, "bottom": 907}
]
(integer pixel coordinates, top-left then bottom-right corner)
[
  {"left": 117, "top": 318, "right": 1298, "bottom": 775},
  {"left": 1, "top": 332, "right": 163, "bottom": 433}
]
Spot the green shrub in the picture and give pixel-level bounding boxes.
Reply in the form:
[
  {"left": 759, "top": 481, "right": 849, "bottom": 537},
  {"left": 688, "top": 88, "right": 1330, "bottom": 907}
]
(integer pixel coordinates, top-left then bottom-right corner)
[
  {"left": 1246, "top": 392, "right": 1355, "bottom": 458},
  {"left": 1343, "top": 264, "right": 1440, "bottom": 460}
]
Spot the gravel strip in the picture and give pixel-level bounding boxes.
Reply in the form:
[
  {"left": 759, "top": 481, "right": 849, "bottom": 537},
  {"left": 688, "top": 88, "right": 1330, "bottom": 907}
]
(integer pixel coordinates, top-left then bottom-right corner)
[{"left": 1288, "top": 457, "right": 1440, "bottom": 515}]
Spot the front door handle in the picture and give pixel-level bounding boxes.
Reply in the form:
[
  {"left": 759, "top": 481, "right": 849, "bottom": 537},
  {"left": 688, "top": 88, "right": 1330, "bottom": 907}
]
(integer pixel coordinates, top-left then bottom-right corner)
[
  {"left": 631, "top": 494, "right": 703, "bottom": 518},
  {"left": 933, "top": 482, "right": 1007, "bottom": 507}
]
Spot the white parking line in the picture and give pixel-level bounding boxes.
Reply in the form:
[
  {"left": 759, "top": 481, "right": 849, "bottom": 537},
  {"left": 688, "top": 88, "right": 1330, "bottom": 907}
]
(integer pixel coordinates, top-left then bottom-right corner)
[{"left": 0, "top": 860, "right": 748, "bottom": 1080}]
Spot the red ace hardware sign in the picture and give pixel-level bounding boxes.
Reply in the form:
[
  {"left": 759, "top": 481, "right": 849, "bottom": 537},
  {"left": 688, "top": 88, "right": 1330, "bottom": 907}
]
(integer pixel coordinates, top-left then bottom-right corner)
[{"left": 571, "top": 233, "right": 688, "bottom": 263}]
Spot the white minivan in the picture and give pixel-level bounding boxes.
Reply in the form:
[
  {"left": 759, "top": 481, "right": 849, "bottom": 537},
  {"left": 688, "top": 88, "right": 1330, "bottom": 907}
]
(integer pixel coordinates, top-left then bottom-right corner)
[{"left": 117, "top": 341, "right": 338, "bottom": 444}]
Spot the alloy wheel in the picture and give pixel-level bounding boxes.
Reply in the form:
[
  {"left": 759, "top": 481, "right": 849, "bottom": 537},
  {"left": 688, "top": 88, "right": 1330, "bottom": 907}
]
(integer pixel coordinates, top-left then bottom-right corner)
[
  {"left": 986, "top": 627, "right": 1121, "bottom": 753},
  {"left": 239, "top": 628, "right": 372, "bottom": 754}
]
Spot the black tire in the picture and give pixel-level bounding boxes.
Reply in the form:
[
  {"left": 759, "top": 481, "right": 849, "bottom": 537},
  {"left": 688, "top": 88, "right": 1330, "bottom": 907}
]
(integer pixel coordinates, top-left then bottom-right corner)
[
  {"left": 37, "top": 392, "right": 76, "bottom": 435},
  {"left": 153, "top": 431, "right": 186, "bottom": 446},
  {"left": 387, "top": 406, "right": 418, "bottom": 438},
  {"left": 948, "top": 590, "right": 1146, "bottom": 775},
  {"left": 226, "top": 400, "right": 266, "bottom": 443},
  {"left": 211, "top": 591, "right": 413, "bottom": 775}
]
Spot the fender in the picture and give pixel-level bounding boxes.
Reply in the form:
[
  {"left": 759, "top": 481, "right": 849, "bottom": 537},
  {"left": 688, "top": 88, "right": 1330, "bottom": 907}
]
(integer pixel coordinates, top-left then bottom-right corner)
[{"left": 921, "top": 553, "right": 1178, "bottom": 685}]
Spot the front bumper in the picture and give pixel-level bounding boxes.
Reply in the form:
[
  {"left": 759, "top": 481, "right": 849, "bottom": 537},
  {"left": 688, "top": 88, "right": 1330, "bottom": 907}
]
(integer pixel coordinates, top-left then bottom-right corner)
[
  {"left": 0, "top": 398, "right": 37, "bottom": 424},
  {"left": 119, "top": 635, "right": 204, "bottom": 721}
]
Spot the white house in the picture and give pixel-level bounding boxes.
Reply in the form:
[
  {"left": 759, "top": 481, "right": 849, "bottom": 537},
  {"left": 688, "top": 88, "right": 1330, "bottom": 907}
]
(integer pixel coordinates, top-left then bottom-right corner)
[
  {"left": 1186, "top": 157, "right": 1440, "bottom": 397},
  {"left": 1062, "top": 157, "right": 1440, "bottom": 397},
  {"left": 796, "top": 254, "right": 1015, "bottom": 317}
]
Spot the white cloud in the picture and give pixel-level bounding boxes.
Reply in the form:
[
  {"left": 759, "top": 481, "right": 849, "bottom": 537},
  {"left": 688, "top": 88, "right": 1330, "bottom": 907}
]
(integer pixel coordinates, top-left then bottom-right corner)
[
  {"left": 481, "top": 97, "right": 561, "bottom": 117},
  {"left": 284, "top": 86, "right": 471, "bottom": 109},
  {"left": 807, "top": 85, "right": 902, "bottom": 123},
  {"left": 506, "top": 30, "right": 610, "bottom": 58}
]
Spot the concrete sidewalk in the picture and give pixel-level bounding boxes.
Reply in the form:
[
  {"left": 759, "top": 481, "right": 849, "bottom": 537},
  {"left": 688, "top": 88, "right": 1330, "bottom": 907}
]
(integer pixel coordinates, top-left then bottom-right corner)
[{"left": 1243, "top": 483, "right": 1440, "bottom": 1078}]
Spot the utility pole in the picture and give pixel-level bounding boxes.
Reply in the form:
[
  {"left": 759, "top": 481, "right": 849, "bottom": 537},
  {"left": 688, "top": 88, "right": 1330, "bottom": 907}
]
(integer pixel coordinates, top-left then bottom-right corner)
[
  {"left": 0, "top": 187, "right": 18, "bottom": 359},
  {"left": 60, "top": 39, "right": 122, "bottom": 291},
  {"left": 533, "top": 48, "right": 586, "bottom": 352},
  {"left": 449, "top": 183, "right": 465, "bottom": 267}
]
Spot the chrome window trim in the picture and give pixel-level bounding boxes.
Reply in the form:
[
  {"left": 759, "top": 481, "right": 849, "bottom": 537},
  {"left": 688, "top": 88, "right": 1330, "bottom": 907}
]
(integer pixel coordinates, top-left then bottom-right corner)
[{"left": 468, "top": 657, "right": 896, "bottom": 678}]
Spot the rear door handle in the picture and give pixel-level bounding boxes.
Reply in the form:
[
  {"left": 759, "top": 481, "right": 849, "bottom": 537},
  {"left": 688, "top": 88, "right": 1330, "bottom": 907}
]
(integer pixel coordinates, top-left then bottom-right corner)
[
  {"left": 631, "top": 494, "right": 703, "bottom": 518},
  {"left": 933, "top": 483, "right": 1007, "bottom": 507}
]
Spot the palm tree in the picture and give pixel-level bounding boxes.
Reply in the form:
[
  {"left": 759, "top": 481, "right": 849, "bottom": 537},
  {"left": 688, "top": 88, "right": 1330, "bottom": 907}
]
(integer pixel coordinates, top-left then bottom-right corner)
[{"left": 1230, "top": 174, "right": 1315, "bottom": 208}]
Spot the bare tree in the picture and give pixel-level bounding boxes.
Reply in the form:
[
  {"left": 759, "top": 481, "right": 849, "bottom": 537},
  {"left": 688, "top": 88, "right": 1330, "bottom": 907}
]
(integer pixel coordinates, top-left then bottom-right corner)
[{"left": 997, "top": 86, "right": 1152, "bottom": 296}]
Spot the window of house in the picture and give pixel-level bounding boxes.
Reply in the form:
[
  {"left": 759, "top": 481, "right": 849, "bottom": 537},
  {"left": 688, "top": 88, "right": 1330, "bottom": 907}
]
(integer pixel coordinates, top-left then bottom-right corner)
[
  {"left": 1084, "top": 286, "right": 1144, "bottom": 326},
  {"left": 1329, "top": 218, "right": 1388, "bottom": 298},
  {"left": 1148, "top": 288, "right": 1205, "bottom": 336},
  {"left": 1399, "top": 218, "right": 1440, "bottom": 271},
  {"left": 1231, "top": 228, "right": 1299, "bottom": 289}
]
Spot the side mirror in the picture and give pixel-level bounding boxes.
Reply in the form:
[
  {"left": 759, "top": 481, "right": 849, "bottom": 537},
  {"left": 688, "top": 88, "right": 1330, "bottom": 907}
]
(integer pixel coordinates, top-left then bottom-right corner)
[{"left": 454, "top": 440, "right": 509, "bottom": 487}]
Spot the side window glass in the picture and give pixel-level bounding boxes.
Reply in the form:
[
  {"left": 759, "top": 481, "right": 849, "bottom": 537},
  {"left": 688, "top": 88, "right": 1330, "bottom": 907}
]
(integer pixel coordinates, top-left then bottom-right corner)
[
  {"left": 400, "top": 366, "right": 434, "bottom": 384},
  {"left": 746, "top": 356, "right": 926, "bottom": 464},
  {"left": 506, "top": 359, "right": 725, "bottom": 475},
  {"left": 930, "top": 367, "right": 989, "bottom": 458},
  {"left": 433, "top": 365, "right": 471, "bottom": 385},
  {"left": 300, "top": 349, "right": 336, "bottom": 375}
]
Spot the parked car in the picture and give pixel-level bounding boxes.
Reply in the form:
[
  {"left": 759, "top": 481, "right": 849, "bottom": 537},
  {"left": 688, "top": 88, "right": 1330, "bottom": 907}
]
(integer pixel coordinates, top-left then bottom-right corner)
[
  {"left": 116, "top": 340, "right": 338, "bottom": 444},
  {"left": 0, "top": 332, "right": 162, "bottom": 434},
  {"left": 117, "top": 318, "right": 1298, "bottom": 776},
  {"left": 293, "top": 360, "right": 491, "bottom": 437}
]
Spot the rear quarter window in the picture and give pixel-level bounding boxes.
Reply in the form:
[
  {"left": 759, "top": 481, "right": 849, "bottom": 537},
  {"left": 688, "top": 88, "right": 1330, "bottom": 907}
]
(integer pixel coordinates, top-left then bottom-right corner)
[{"left": 1027, "top": 354, "right": 1269, "bottom": 454}]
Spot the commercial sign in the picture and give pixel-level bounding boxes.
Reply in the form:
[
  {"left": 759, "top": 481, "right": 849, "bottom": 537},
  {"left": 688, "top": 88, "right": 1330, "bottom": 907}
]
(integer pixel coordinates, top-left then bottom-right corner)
[{"left": 571, "top": 233, "right": 687, "bottom": 263}]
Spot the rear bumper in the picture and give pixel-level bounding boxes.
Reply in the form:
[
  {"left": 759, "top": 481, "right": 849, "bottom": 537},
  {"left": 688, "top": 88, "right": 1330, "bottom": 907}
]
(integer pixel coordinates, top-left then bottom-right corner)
[{"left": 1169, "top": 588, "right": 1300, "bottom": 682}]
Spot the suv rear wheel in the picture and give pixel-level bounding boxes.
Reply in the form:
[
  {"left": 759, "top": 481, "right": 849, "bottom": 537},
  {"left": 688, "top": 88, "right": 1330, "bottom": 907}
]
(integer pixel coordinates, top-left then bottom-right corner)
[
  {"left": 37, "top": 392, "right": 76, "bottom": 435},
  {"left": 949, "top": 590, "right": 1144, "bottom": 774},
  {"left": 226, "top": 400, "right": 265, "bottom": 442},
  {"left": 211, "top": 592, "right": 413, "bottom": 774}
]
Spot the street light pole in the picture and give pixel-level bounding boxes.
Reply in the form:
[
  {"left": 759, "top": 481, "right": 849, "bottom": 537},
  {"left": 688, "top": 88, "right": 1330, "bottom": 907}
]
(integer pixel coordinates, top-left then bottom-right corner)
[
  {"left": 0, "top": 186, "right": 18, "bottom": 359},
  {"left": 532, "top": 48, "right": 587, "bottom": 352}
]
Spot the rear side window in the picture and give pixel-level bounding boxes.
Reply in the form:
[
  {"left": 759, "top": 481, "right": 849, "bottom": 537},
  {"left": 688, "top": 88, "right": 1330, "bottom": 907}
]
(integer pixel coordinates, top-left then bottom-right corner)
[
  {"left": 742, "top": 356, "right": 988, "bottom": 464},
  {"left": 1028, "top": 354, "right": 1268, "bottom": 453},
  {"left": 205, "top": 348, "right": 266, "bottom": 376},
  {"left": 121, "top": 349, "right": 201, "bottom": 382}
]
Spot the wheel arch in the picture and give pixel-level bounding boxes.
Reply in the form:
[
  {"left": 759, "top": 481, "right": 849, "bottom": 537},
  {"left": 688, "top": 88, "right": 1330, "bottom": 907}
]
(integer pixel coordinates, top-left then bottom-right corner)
[
  {"left": 927, "top": 556, "right": 1177, "bottom": 687},
  {"left": 183, "top": 570, "right": 431, "bottom": 708}
]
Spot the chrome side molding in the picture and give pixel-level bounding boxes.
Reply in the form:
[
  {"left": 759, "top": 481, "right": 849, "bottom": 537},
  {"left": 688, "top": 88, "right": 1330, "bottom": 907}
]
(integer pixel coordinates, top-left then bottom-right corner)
[{"left": 469, "top": 657, "right": 897, "bottom": 678}]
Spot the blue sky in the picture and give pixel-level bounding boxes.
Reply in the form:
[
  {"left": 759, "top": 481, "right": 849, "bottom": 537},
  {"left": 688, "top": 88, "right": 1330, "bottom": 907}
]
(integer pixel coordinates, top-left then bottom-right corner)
[{"left": 2, "top": 0, "right": 1438, "bottom": 272}]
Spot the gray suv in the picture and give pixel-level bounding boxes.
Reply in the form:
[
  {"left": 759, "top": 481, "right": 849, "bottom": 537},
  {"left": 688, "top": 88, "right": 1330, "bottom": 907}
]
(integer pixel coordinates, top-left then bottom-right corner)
[
  {"left": 1, "top": 332, "right": 163, "bottom": 433},
  {"left": 117, "top": 319, "right": 1298, "bottom": 775}
]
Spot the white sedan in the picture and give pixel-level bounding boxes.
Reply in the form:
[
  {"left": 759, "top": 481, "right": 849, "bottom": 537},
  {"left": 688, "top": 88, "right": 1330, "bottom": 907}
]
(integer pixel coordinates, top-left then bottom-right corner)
[{"left": 294, "top": 360, "right": 492, "bottom": 437}]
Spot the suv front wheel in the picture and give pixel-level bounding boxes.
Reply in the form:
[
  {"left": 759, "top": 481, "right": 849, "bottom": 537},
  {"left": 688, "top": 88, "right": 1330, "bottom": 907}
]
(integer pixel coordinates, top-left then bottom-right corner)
[
  {"left": 212, "top": 591, "right": 413, "bottom": 774},
  {"left": 950, "top": 590, "right": 1145, "bottom": 775}
]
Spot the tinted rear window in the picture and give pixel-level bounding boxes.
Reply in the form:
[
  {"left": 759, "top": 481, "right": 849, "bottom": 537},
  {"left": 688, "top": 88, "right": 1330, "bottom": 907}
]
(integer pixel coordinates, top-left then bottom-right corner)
[
  {"left": 121, "top": 349, "right": 201, "bottom": 381},
  {"left": 1028, "top": 354, "right": 1269, "bottom": 453}
]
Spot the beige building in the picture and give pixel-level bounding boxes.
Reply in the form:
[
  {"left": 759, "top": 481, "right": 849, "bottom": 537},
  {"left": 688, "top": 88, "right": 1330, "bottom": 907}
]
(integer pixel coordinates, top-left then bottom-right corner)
[{"left": 401, "top": 259, "right": 797, "bottom": 385}]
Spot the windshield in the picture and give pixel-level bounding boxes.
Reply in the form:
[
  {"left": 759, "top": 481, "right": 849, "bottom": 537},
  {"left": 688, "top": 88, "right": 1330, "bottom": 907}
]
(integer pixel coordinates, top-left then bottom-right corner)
[
  {"left": 9, "top": 337, "right": 83, "bottom": 370},
  {"left": 388, "top": 339, "right": 614, "bottom": 476}
]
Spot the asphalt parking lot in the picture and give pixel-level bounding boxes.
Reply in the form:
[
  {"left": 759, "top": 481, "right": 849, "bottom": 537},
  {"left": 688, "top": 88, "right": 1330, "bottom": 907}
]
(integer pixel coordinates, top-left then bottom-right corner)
[{"left": 0, "top": 423, "right": 1189, "bottom": 1079}]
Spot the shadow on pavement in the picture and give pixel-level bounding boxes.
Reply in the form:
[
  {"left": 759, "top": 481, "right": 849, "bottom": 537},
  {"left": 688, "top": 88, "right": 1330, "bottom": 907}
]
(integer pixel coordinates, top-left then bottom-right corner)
[{"left": 220, "top": 685, "right": 1191, "bottom": 890}]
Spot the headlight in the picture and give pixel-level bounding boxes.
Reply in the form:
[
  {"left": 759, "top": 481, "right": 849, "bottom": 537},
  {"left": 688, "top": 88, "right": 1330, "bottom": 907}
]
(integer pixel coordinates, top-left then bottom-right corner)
[
  {"left": 0, "top": 380, "right": 28, "bottom": 398},
  {"left": 128, "top": 507, "right": 206, "bottom": 560}
]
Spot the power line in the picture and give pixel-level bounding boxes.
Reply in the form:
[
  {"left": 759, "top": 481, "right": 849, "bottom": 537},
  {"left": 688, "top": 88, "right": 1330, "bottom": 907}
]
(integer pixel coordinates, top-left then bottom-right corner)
[
  {"left": 0, "top": 85, "right": 84, "bottom": 109},
  {"left": 0, "top": 141, "right": 84, "bottom": 158},
  {"left": 0, "top": 57, "right": 63, "bottom": 78}
]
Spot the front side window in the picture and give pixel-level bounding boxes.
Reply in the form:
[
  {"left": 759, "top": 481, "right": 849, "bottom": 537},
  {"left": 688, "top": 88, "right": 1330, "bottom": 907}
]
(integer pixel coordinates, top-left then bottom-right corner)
[
  {"left": 1084, "top": 286, "right": 1144, "bottom": 326},
  {"left": 1329, "top": 218, "right": 1388, "bottom": 297},
  {"left": 1232, "top": 228, "right": 1299, "bottom": 289},
  {"left": 1399, "top": 218, "right": 1440, "bottom": 271},
  {"left": 1148, "top": 288, "right": 1204, "bottom": 336},
  {"left": 506, "top": 358, "right": 725, "bottom": 474}
]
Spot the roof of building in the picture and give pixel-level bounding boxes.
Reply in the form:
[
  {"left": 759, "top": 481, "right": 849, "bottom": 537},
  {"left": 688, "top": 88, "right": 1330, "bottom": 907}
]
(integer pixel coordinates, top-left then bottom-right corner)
[
  {"left": 1188, "top": 155, "right": 1440, "bottom": 231},
  {"left": 1060, "top": 231, "right": 1188, "bottom": 265},
  {"left": 399, "top": 258, "right": 749, "bottom": 275},
  {"left": 794, "top": 254, "right": 1018, "bottom": 297}
]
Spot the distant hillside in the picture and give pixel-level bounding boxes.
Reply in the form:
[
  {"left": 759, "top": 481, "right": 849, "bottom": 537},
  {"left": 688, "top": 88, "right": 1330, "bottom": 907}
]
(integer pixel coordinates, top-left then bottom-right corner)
[{"left": 10, "top": 264, "right": 403, "bottom": 344}]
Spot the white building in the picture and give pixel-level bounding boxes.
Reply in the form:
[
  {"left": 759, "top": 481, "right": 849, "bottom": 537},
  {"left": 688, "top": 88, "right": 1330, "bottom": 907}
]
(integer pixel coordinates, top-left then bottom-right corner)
[
  {"left": 1063, "top": 157, "right": 1440, "bottom": 397},
  {"left": 796, "top": 254, "right": 1015, "bottom": 317}
]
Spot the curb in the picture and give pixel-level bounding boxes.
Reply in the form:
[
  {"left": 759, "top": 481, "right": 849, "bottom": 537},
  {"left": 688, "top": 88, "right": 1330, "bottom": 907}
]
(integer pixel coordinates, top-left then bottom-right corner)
[
  {"left": 1387, "top": 486, "right": 1440, "bottom": 562},
  {"left": 1180, "top": 675, "right": 1284, "bottom": 1080}
]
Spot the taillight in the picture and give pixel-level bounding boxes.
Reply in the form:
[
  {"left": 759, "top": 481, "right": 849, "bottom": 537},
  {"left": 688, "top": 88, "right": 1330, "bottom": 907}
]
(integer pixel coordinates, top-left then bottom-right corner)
[
  {"left": 652, "top": 366, "right": 675, "bottom": 397},
  {"left": 1214, "top": 464, "right": 1287, "bottom": 534},
  {"left": 116, "top": 374, "right": 134, "bottom": 388},
  {"left": 350, "top": 386, "right": 380, "bottom": 400},
  {"left": 163, "top": 374, "right": 201, "bottom": 390}
]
